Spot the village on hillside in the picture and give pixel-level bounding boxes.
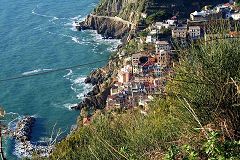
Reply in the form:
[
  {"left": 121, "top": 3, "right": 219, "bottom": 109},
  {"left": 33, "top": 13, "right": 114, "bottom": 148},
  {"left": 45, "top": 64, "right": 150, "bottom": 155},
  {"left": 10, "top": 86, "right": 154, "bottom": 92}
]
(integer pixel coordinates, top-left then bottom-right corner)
[{"left": 104, "top": 0, "right": 240, "bottom": 112}]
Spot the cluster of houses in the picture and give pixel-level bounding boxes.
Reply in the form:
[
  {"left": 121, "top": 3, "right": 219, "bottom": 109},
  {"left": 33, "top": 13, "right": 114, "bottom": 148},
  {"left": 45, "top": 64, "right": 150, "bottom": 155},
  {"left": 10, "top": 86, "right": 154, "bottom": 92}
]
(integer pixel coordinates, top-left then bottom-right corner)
[
  {"left": 146, "top": 1, "right": 240, "bottom": 45},
  {"left": 106, "top": 40, "right": 174, "bottom": 109},
  {"left": 146, "top": 20, "right": 202, "bottom": 44},
  {"left": 105, "top": 0, "right": 240, "bottom": 110},
  {"left": 190, "top": 1, "right": 240, "bottom": 21}
]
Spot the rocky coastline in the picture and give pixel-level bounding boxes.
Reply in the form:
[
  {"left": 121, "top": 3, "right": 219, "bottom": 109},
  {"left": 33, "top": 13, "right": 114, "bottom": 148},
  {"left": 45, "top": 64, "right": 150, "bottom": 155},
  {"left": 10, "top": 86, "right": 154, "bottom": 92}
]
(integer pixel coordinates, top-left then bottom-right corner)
[
  {"left": 78, "top": 14, "right": 132, "bottom": 40},
  {"left": 13, "top": 116, "right": 53, "bottom": 158},
  {"left": 71, "top": 67, "right": 116, "bottom": 112}
]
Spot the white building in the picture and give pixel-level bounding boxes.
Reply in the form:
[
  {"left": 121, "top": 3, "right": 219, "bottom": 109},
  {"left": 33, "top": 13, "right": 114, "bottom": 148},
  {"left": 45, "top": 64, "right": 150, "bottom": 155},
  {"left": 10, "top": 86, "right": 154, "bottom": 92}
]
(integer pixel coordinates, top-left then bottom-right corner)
[
  {"left": 150, "top": 29, "right": 158, "bottom": 35},
  {"left": 166, "top": 19, "right": 176, "bottom": 25},
  {"left": 155, "top": 20, "right": 177, "bottom": 30},
  {"left": 231, "top": 12, "right": 240, "bottom": 20},
  {"left": 190, "top": 11, "right": 208, "bottom": 21},
  {"left": 146, "top": 35, "right": 157, "bottom": 43},
  {"left": 188, "top": 26, "right": 201, "bottom": 39},
  {"left": 155, "top": 22, "right": 169, "bottom": 30}
]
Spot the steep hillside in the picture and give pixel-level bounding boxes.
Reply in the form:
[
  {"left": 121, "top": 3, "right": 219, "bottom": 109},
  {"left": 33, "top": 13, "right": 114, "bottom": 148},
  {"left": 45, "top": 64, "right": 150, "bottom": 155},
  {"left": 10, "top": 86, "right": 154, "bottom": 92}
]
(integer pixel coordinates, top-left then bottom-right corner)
[
  {"left": 80, "top": 0, "right": 146, "bottom": 40},
  {"left": 93, "top": 0, "right": 145, "bottom": 24},
  {"left": 80, "top": 0, "right": 228, "bottom": 39}
]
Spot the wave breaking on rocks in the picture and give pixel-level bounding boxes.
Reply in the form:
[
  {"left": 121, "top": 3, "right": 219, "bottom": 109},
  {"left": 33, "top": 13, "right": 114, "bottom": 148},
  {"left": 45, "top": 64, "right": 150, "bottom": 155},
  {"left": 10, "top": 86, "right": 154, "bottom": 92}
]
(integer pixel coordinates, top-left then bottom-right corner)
[{"left": 12, "top": 116, "right": 53, "bottom": 158}]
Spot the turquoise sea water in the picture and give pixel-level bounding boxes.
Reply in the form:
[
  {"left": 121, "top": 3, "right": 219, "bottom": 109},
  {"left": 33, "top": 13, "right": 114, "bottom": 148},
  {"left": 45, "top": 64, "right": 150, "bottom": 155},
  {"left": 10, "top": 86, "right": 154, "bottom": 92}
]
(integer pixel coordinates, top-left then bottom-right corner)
[{"left": 0, "top": 0, "right": 120, "bottom": 159}]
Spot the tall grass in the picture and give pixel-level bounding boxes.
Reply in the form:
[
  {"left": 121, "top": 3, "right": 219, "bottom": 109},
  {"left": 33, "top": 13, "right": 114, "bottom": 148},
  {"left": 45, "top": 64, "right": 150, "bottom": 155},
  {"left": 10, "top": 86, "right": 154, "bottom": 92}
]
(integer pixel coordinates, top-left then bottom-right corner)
[
  {"left": 48, "top": 98, "right": 196, "bottom": 160},
  {"left": 169, "top": 37, "right": 240, "bottom": 139}
]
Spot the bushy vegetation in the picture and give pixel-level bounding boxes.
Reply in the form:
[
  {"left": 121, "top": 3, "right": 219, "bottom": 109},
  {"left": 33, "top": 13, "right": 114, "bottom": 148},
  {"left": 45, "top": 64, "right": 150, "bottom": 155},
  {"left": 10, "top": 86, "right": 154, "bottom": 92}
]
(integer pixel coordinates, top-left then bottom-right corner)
[
  {"left": 45, "top": 38, "right": 240, "bottom": 160},
  {"left": 145, "top": 10, "right": 172, "bottom": 25},
  {"left": 170, "top": 38, "right": 240, "bottom": 138},
  {"left": 48, "top": 99, "right": 196, "bottom": 160}
]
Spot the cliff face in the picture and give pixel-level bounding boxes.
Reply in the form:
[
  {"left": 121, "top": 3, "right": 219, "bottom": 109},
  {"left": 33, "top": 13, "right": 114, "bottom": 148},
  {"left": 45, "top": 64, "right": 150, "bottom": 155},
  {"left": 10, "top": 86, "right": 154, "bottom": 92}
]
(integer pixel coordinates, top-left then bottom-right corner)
[
  {"left": 93, "top": 0, "right": 145, "bottom": 23},
  {"left": 80, "top": 0, "right": 146, "bottom": 39},
  {"left": 81, "top": 15, "right": 131, "bottom": 39}
]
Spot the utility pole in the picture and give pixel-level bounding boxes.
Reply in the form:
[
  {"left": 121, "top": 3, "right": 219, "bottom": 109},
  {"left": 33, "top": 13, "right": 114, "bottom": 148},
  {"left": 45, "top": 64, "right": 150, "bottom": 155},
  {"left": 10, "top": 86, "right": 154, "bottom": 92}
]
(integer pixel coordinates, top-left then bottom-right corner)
[
  {"left": 0, "top": 126, "right": 6, "bottom": 160},
  {"left": 0, "top": 107, "right": 6, "bottom": 160}
]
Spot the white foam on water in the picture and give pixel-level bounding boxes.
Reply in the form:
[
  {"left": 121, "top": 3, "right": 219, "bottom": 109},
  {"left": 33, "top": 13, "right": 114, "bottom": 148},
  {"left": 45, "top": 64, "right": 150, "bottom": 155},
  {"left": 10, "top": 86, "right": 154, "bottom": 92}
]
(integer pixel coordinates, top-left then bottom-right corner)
[
  {"left": 53, "top": 16, "right": 59, "bottom": 20},
  {"left": 71, "top": 37, "right": 81, "bottom": 44},
  {"left": 63, "top": 69, "right": 73, "bottom": 78},
  {"left": 70, "top": 15, "right": 83, "bottom": 21},
  {"left": 5, "top": 112, "right": 21, "bottom": 131},
  {"left": 5, "top": 112, "right": 20, "bottom": 116},
  {"left": 74, "top": 78, "right": 93, "bottom": 100},
  {"left": 22, "top": 68, "right": 53, "bottom": 76},
  {"left": 87, "top": 30, "right": 122, "bottom": 52},
  {"left": 70, "top": 27, "right": 77, "bottom": 32},
  {"left": 32, "top": 5, "right": 67, "bottom": 20},
  {"left": 33, "top": 25, "right": 44, "bottom": 31},
  {"left": 12, "top": 114, "right": 52, "bottom": 158},
  {"left": 64, "top": 72, "right": 93, "bottom": 100},
  {"left": 22, "top": 69, "right": 42, "bottom": 75},
  {"left": 63, "top": 103, "right": 78, "bottom": 110},
  {"left": 89, "top": 2, "right": 98, "bottom": 8},
  {"left": 46, "top": 31, "right": 84, "bottom": 45},
  {"left": 42, "top": 68, "right": 53, "bottom": 71},
  {"left": 72, "top": 76, "right": 86, "bottom": 85}
]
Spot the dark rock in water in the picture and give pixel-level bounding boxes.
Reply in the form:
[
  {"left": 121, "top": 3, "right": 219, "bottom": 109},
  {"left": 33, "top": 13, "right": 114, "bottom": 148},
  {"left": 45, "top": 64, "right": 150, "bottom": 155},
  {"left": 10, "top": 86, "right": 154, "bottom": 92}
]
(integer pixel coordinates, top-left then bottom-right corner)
[
  {"left": 13, "top": 116, "right": 35, "bottom": 142},
  {"left": 12, "top": 116, "right": 53, "bottom": 158},
  {"left": 84, "top": 69, "right": 105, "bottom": 85},
  {"left": 72, "top": 85, "right": 112, "bottom": 111},
  {"left": 84, "top": 77, "right": 92, "bottom": 84},
  {"left": 78, "top": 14, "right": 131, "bottom": 40},
  {"left": 87, "top": 85, "right": 100, "bottom": 96}
]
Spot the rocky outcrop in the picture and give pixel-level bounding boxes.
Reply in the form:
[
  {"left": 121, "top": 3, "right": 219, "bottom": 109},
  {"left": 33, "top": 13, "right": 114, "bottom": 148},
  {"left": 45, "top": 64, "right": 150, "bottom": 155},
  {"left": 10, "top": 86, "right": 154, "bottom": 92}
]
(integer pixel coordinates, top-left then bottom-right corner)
[
  {"left": 71, "top": 68, "right": 113, "bottom": 111},
  {"left": 79, "top": 15, "right": 132, "bottom": 39},
  {"left": 13, "top": 116, "right": 53, "bottom": 158},
  {"left": 77, "top": 0, "right": 147, "bottom": 39},
  {"left": 13, "top": 116, "right": 35, "bottom": 142}
]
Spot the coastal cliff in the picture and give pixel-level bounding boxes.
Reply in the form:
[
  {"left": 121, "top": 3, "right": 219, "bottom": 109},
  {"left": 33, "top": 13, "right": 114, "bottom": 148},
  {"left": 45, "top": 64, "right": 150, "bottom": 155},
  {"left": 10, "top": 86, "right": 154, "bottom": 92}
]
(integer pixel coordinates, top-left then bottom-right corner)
[
  {"left": 80, "top": 15, "right": 132, "bottom": 39},
  {"left": 72, "top": 58, "right": 120, "bottom": 112},
  {"left": 79, "top": 0, "right": 146, "bottom": 39}
]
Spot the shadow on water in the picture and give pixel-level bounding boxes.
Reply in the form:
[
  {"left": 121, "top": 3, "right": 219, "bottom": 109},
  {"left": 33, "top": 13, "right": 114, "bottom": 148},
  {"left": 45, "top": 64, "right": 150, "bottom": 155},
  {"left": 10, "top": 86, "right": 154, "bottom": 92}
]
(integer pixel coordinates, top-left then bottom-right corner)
[{"left": 30, "top": 117, "right": 47, "bottom": 143}]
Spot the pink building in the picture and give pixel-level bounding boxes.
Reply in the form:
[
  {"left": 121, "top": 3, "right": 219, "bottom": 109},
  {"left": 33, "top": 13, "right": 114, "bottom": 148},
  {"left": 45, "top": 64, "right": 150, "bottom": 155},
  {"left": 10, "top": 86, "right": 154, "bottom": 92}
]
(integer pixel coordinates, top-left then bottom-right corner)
[{"left": 118, "top": 65, "right": 132, "bottom": 84}]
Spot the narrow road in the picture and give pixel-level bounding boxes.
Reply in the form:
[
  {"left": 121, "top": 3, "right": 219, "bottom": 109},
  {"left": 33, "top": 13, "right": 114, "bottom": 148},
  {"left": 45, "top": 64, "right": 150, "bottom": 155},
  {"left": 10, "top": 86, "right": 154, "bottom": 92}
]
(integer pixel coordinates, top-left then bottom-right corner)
[{"left": 90, "top": 14, "right": 135, "bottom": 26}]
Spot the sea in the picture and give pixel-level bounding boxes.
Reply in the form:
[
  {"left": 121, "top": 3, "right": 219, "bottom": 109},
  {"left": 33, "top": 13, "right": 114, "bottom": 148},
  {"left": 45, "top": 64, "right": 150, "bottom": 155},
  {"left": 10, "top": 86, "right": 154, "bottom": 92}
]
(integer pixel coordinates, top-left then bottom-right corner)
[{"left": 0, "top": 0, "right": 120, "bottom": 159}]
